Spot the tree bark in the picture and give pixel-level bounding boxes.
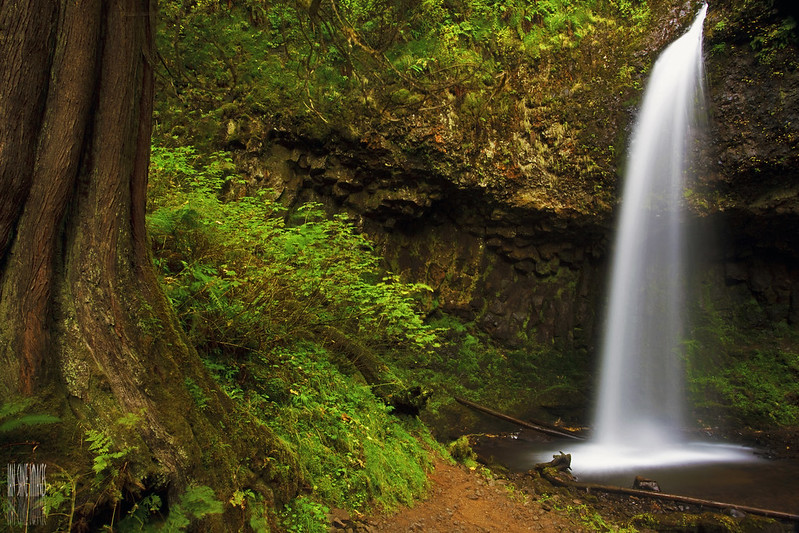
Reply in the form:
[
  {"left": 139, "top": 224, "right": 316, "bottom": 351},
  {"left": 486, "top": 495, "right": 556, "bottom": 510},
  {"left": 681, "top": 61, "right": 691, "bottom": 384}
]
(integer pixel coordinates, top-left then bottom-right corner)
[{"left": 0, "top": 0, "right": 297, "bottom": 525}]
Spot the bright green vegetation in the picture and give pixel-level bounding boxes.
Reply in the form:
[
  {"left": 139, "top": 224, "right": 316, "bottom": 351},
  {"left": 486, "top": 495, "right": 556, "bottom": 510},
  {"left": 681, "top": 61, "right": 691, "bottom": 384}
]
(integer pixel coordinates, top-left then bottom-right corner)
[
  {"left": 147, "top": 144, "right": 436, "bottom": 354},
  {"left": 145, "top": 144, "right": 439, "bottom": 528}
]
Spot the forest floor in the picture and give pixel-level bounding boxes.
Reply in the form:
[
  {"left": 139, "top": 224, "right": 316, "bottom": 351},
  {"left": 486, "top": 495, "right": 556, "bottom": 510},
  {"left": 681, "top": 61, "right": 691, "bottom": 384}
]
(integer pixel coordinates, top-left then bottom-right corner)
[{"left": 329, "top": 425, "right": 799, "bottom": 533}]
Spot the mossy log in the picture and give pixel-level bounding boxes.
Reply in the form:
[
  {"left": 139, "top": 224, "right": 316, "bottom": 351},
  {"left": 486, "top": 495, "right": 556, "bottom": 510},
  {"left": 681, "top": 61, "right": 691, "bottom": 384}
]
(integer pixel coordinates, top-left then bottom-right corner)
[
  {"left": 316, "top": 325, "right": 431, "bottom": 414},
  {"left": 455, "top": 397, "right": 585, "bottom": 440}
]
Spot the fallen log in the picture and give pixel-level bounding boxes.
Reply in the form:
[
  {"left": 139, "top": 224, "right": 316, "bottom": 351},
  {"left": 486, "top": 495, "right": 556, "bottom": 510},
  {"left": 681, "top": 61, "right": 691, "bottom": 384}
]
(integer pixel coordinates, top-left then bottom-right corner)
[
  {"left": 318, "top": 326, "right": 431, "bottom": 415},
  {"left": 537, "top": 462, "right": 799, "bottom": 523},
  {"left": 454, "top": 397, "right": 584, "bottom": 440}
]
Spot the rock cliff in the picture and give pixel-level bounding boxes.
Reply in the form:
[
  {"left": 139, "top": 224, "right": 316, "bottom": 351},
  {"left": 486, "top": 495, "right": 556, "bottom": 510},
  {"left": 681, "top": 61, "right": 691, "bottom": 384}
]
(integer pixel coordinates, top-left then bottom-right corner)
[{"left": 176, "top": 0, "right": 798, "bottom": 357}]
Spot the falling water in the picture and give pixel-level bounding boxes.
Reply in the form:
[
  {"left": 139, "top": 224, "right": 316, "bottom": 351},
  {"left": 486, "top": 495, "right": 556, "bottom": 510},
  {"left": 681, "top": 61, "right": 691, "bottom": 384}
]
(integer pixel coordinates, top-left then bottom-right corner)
[
  {"left": 534, "top": 3, "right": 758, "bottom": 475},
  {"left": 575, "top": 4, "right": 751, "bottom": 471},
  {"left": 593, "top": 3, "right": 709, "bottom": 450}
]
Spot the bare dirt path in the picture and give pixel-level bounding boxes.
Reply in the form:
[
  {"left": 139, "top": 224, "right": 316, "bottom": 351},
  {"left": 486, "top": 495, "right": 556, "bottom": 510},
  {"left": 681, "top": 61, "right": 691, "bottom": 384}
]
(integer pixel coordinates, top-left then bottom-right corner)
[{"left": 364, "top": 459, "right": 590, "bottom": 532}]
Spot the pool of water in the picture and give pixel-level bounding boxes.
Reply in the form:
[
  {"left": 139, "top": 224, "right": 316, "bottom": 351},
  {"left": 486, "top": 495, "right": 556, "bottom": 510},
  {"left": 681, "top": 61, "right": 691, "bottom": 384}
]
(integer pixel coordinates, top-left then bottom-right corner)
[{"left": 473, "top": 431, "right": 799, "bottom": 515}]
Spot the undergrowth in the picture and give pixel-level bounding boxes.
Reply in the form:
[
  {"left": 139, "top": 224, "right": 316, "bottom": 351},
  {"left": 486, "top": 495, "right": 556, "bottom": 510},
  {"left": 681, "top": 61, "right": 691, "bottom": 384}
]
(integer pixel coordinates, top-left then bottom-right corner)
[
  {"left": 685, "top": 294, "right": 799, "bottom": 428},
  {"left": 397, "top": 312, "right": 589, "bottom": 427},
  {"left": 146, "top": 143, "right": 440, "bottom": 527},
  {"left": 154, "top": 0, "right": 653, "bottom": 148}
]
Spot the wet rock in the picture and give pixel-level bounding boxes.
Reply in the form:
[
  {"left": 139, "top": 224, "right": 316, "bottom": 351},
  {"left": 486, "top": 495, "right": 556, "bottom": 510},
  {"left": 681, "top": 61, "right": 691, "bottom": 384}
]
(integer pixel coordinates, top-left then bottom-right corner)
[{"left": 632, "top": 476, "right": 661, "bottom": 492}]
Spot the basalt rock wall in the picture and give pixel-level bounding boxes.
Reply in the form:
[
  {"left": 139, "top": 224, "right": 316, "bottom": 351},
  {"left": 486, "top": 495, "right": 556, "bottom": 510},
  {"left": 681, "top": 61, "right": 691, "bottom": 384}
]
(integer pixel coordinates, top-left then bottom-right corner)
[{"left": 238, "top": 135, "right": 607, "bottom": 351}]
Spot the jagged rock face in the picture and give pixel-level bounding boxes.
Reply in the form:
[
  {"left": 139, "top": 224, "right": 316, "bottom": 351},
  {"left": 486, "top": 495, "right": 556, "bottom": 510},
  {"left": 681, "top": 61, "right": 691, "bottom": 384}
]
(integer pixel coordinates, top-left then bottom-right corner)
[
  {"left": 237, "top": 0, "right": 798, "bottom": 351},
  {"left": 700, "top": 0, "right": 799, "bottom": 327},
  {"left": 238, "top": 135, "right": 607, "bottom": 350}
]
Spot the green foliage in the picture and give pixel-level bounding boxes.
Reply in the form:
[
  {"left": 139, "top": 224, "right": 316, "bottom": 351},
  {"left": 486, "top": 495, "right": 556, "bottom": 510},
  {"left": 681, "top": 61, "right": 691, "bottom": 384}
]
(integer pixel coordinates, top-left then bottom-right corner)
[
  {"left": 0, "top": 399, "right": 60, "bottom": 433},
  {"left": 447, "top": 436, "right": 477, "bottom": 468},
  {"left": 403, "top": 312, "right": 587, "bottom": 424},
  {"left": 228, "top": 489, "right": 272, "bottom": 533},
  {"left": 280, "top": 496, "right": 329, "bottom": 533},
  {"left": 263, "top": 343, "right": 432, "bottom": 511},
  {"left": 148, "top": 143, "right": 436, "bottom": 356},
  {"left": 85, "top": 429, "right": 132, "bottom": 482},
  {"left": 154, "top": 0, "right": 654, "bottom": 145},
  {"left": 184, "top": 377, "right": 210, "bottom": 410},
  {"left": 685, "top": 290, "right": 799, "bottom": 428},
  {"left": 118, "top": 493, "right": 163, "bottom": 531},
  {"left": 43, "top": 466, "right": 80, "bottom": 532},
  {"left": 118, "top": 485, "right": 224, "bottom": 532},
  {"left": 151, "top": 486, "right": 224, "bottom": 531},
  {"left": 751, "top": 16, "right": 797, "bottom": 62},
  {"left": 147, "top": 144, "right": 436, "bottom": 515},
  {"left": 566, "top": 502, "right": 638, "bottom": 532},
  {"left": 690, "top": 348, "right": 799, "bottom": 426},
  {"left": 708, "top": 0, "right": 798, "bottom": 65}
]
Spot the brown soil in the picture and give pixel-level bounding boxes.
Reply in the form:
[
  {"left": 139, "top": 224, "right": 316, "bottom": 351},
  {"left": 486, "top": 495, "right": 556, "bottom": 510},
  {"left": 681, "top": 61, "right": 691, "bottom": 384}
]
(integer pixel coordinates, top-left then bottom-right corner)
[{"left": 361, "top": 459, "right": 592, "bottom": 532}]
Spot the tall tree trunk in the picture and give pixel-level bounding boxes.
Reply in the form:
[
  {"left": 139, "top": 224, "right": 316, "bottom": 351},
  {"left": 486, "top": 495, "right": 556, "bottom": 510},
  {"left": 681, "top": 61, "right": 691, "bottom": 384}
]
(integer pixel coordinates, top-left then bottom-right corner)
[{"left": 0, "top": 0, "right": 296, "bottom": 526}]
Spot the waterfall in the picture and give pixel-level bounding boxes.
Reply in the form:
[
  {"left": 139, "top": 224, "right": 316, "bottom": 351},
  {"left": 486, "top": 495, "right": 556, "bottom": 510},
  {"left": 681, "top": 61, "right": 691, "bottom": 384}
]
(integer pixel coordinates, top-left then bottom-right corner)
[
  {"left": 535, "top": 3, "right": 757, "bottom": 474},
  {"left": 593, "top": 4, "right": 708, "bottom": 448}
]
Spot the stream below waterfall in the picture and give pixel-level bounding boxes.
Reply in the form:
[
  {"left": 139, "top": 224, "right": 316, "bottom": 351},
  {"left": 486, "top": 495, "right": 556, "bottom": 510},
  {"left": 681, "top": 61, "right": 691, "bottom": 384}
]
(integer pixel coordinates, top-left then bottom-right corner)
[{"left": 473, "top": 430, "right": 799, "bottom": 516}]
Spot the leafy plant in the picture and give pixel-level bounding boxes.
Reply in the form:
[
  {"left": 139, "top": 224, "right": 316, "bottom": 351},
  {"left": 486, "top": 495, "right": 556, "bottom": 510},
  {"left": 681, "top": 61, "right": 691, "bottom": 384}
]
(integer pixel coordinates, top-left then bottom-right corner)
[
  {"left": 447, "top": 436, "right": 478, "bottom": 468},
  {"left": 43, "top": 466, "right": 80, "bottom": 532},
  {"left": 148, "top": 143, "right": 437, "bottom": 358},
  {"left": 118, "top": 485, "right": 224, "bottom": 532},
  {"left": 263, "top": 343, "right": 432, "bottom": 511},
  {"left": 147, "top": 144, "right": 437, "bottom": 516},
  {"left": 280, "top": 496, "right": 329, "bottom": 533},
  {"left": 85, "top": 429, "right": 132, "bottom": 482},
  {"left": 685, "top": 288, "right": 799, "bottom": 428}
]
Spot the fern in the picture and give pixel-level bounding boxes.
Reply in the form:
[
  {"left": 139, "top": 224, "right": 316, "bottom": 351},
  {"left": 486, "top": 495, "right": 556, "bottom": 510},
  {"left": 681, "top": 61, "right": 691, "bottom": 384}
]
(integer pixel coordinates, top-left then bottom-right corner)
[
  {"left": 0, "top": 399, "right": 60, "bottom": 433},
  {"left": 84, "top": 429, "right": 131, "bottom": 481},
  {"left": 147, "top": 145, "right": 438, "bottom": 355},
  {"left": 118, "top": 485, "right": 223, "bottom": 532},
  {"left": 0, "top": 414, "right": 61, "bottom": 433}
]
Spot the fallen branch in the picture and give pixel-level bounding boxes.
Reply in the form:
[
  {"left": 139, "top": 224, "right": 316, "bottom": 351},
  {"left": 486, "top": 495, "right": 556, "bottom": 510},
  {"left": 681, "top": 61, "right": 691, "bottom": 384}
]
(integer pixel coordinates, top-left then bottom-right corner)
[
  {"left": 537, "top": 463, "right": 799, "bottom": 523},
  {"left": 454, "top": 397, "right": 584, "bottom": 440}
]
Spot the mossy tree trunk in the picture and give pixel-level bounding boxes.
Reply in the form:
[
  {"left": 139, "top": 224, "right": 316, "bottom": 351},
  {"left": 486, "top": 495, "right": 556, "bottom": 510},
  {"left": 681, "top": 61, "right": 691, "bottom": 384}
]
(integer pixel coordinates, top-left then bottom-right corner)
[{"left": 0, "top": 0, "right": 296, "bottom": 525}]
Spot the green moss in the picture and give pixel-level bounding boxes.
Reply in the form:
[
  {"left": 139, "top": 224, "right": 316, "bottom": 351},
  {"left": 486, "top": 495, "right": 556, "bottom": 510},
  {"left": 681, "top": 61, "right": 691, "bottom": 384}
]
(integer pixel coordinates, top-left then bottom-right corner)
[
  {"left": 447, "top": 436, "right": 478, "bottom": 468},
  {"left": 686, "top": 281, "right": 799, "bottom": 428}
]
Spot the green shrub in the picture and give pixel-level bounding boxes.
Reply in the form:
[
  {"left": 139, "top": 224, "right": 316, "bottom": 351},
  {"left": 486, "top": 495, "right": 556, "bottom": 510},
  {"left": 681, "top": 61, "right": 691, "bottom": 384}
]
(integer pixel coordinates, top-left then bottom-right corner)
[
  {"left": 148, "top": 144, "right": 436, "bottom": 357},
  {"left": 281, "top": 496, "right": 328, "bottom": 533},
  {"left": 147, "top": 143, "right": 436, "bottom": 515},
  {"left": 447, "top": 436, "right": 477, "bottom": 468}
]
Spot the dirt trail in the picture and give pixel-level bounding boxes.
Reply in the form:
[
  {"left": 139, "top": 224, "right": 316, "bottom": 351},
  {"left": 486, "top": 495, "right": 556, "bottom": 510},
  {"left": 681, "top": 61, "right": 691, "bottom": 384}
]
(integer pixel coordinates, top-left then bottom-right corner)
[{"left": 365, "top": 460, "right": 590, "bottom": 532}]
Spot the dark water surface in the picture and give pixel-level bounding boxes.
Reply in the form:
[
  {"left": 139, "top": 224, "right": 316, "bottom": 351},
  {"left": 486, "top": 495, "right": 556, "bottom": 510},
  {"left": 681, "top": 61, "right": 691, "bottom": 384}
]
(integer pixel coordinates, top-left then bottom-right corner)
[{"left": 474, "top": 431, "right": 799, "bottom": 515}]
